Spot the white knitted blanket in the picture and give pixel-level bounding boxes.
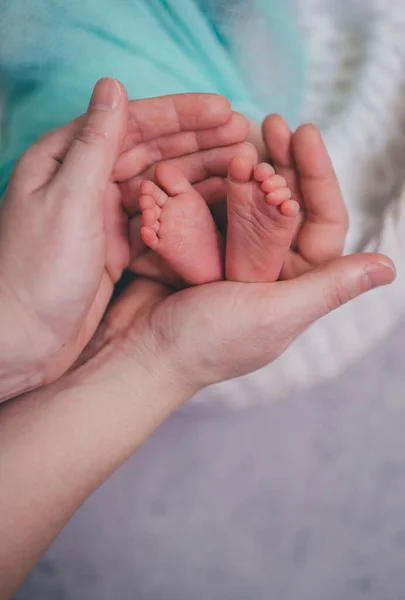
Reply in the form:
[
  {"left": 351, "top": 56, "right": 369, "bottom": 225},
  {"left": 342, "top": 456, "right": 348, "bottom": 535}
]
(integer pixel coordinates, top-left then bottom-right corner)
[{"left": 192, "top": 0, "right": 405, "bottom": 410}]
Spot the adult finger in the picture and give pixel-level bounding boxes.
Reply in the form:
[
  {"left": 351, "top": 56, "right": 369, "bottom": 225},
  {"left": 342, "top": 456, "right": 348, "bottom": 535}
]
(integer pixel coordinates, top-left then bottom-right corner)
[
  {"left": 9, "top": 116, "right": 86, "bottom": 193},
  {"left": 292, "top": 124, "right": 348, "bottom": 261},
  {"left": 122, "top": 93, "right": 232, "bottom": 146},
  {"left": 293, "top": 124, "right": 348, "bottom": 226},
  {"left": 50, "top": 78, "right": 128, "bottom": 203},
  {"left": 114, "top": 111, "right": 249, "bottom": 181},
  {"left": 12, "top": 94, "right": 237, "bottom": 193},
  {"left": 197, "top": 253, "right": 396, "bottom": 385},
  {"left": 261, "top": 114, "right": 305, "bottom": 242},
  {"left": 194, "top": 177, "right": 227, "bottom": 204},
  {"left": 262, "top": 114, "right": 299, "bottom": 197},
  {"left": 263, "top": 253, "right": 396, "bottom": 339}
]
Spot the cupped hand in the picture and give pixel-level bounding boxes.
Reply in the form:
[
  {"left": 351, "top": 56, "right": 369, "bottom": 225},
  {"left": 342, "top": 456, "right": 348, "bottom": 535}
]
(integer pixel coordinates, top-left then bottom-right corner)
[
  {"left": 117, "top": 101, "right": 251, "bottom": 284},
  {"left": 0, "top": 78, "right": 248, "bottom": 400},
  {"left": 75, "top": 251, "right": 395, "bottom": 399}
]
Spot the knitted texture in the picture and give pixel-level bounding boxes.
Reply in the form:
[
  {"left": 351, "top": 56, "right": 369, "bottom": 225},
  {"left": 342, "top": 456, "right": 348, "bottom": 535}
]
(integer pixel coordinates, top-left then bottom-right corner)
[{"left": 298, "top": 0, "right": 405, "bottom": 249}]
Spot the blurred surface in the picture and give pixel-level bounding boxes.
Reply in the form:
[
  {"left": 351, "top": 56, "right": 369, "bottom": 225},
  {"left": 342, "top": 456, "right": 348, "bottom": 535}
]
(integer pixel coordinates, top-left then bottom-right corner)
[{"left": 16, "top": 316, "right": 405, "bottom": 600}]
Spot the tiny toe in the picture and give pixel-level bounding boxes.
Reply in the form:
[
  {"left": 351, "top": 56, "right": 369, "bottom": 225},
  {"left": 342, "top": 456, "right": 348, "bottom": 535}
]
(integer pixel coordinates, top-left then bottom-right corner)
[
  {"left": 279, "top": 199, "right": 300, "bottom": 218},
  {"left": 142, "top": 207, "right": 159, "bottom": 229},
  {"left": 262, "top": 114, "right": 293, "bottom": 168},
  {"left": 261, "top": 174, "right": 288, "bottom": 194},
  {"left": 139, "top": 180, "right": 157, "bottom": 196},
  {"left": 228, "top": 155, "right": 255, "bottom": 183},
  {"left": 152, "top": 187, "right": 168, "bottom": 207},
  {"left": 139, "top": 189, "right": 162, "bottom": 219},
  {"left": 266, "top": 188, "right": 292, "bottom": 207},
  {"left": 140, "top": 226, "right": 159, "bottom": 250},
  {"left": 140, "top": 180, "right": 167, "bottom": 206},
  {"left": 266, "top": 187, "right": 292, "bottom": 204},
  {"left": 266, "top": 192, "right": 284, "bottom": 207},
  {"left": 139, "top": 194, "right": 155, "bottom": 212},
  {"left": 254, "top": 162, "right": 275, "bottom": 182}
]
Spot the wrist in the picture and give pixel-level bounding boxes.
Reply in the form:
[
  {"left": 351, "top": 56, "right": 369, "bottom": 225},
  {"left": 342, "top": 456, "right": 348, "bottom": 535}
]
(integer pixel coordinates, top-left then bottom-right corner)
[
  {"left": 0, "top": 284, "right": 48, "bottom": 402},
  {"left": 72, "top": 330, "right": 197, "bottom": 421},
  {"left": 0, "top": 344, "right": 193, "bottom": 597}
]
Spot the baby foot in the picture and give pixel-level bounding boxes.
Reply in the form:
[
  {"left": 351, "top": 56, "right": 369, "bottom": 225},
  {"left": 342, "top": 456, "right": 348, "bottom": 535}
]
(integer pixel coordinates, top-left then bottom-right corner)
[
  {"left": 226, "top": 156, "right": 299, "bottom": 282},
  {"left": 139, "top": 162, "right": 224, "bottom": 285}
]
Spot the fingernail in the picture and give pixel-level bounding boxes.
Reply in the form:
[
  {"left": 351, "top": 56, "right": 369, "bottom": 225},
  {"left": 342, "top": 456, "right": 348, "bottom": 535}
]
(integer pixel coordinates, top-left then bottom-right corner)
[
  {"left": 364, "top": 260, "right": 397, "bottom": 290},
  {"left": 88, "top": 78, "right": 121, "bottom": 111}
]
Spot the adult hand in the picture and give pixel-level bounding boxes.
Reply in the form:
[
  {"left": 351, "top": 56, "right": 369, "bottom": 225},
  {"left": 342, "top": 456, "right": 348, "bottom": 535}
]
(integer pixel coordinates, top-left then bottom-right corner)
[
  {"left": 0, "top": 245, "right": 395, "bottom": 597},
  {"left": 82, "top": 253, "right": 395, "bottom": 390},
  {"left": 117, "top": 100, "right": 251, "bottom": 284},
  {"left": 0, "top": 78, "right": 249, "bottom": 401},
  {"left": 262, "top": 114, "right": 349, "bottom": 279}
]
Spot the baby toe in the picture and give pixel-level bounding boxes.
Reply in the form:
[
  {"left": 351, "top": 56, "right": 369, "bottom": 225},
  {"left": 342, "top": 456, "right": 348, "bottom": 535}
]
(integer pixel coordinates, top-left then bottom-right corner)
[
  {"left": 279, "top": 199, "right": 300, "bottom": 218},
  {"left": 261, "top": 174, "right": 288, "bottom": 194},
  {"left": 139, "top": 194, "right": 155, "bottom": 211},
  {"left": 142, "top": 207, "right": 160, "bottom": 229},
  {"left": 266, "top": 187, "right": 292, "bottom": 206},
  {"left": 254, "top": 162, "right": 275, "bottom": 182},
  {"left": 140, "top": 227, "right": 159, "bottom": 250},
  {"left": 139, "top": 180, "right": 156, "bottom": 196}
]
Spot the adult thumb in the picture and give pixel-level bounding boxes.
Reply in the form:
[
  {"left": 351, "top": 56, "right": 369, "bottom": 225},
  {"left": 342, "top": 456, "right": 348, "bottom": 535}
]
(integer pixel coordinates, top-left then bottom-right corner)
[
  {"left": 272, "top": 253, "right": 396, "bottom": 336},
  {"left": 51, "top": 78, "right": 128, "bottom": 200}
]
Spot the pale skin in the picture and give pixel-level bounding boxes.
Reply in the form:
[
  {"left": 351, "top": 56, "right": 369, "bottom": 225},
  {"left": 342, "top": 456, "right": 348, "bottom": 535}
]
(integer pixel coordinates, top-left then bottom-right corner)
[
  {"left": 139, "top": 156, "right": 299, "bottom": 284},
  {"left": 0, "top": 79, "right": 396, "bottom": 598},
  {"left": 0, "top": 79, "right": 250, "bottom": 402},
  {"left": 0, "top": 247, "right": 395, "bottom": 599},
  {"left": 262, "top": 114, "right": 349, "bottom": 279},
  {"left": 138, "top": 114, "right": 348, "bottom": 286},
  {"left": 226, "top": 156, "right": 299, "bottom": 282}
]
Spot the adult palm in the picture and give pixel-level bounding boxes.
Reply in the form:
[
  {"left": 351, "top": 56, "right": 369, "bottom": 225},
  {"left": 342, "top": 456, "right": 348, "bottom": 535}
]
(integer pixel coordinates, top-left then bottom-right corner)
[{"left": 0, "top": 79, "right": 248, "bottom": 399}]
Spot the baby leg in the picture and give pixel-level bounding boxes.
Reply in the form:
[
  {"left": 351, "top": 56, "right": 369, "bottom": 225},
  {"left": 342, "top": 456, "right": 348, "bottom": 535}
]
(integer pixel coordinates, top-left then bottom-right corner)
[
  {"left": 139, "top": 163, "right": 224, "bottom": 285},
  {"left": 226, "top": 156, "right": 298, "bottom": 282}
]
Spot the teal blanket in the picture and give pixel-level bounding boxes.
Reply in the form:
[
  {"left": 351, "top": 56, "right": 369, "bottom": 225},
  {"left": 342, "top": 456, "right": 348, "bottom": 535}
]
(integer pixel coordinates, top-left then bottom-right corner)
[{"left": 0, "top": 0, "right": 305, "bottom": 197}]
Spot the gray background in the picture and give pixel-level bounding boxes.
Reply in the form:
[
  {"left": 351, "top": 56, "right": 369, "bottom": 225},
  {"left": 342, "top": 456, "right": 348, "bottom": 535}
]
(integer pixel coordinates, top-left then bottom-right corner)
[{"left": 16, "top": 318, "right": 405, "bottom": 600}]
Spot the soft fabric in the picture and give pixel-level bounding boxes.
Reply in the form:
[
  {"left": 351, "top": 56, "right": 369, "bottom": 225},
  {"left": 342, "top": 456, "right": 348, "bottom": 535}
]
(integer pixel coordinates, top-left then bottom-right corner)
[
  {"left": 0, "top": 0, "right": 305, "bottom": 197},
  {"left": 298, "top": 0, "right": 405, "bottom": 250},
  {"left": 1, "top": 0, "right": 405, "bottom": 411}
]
